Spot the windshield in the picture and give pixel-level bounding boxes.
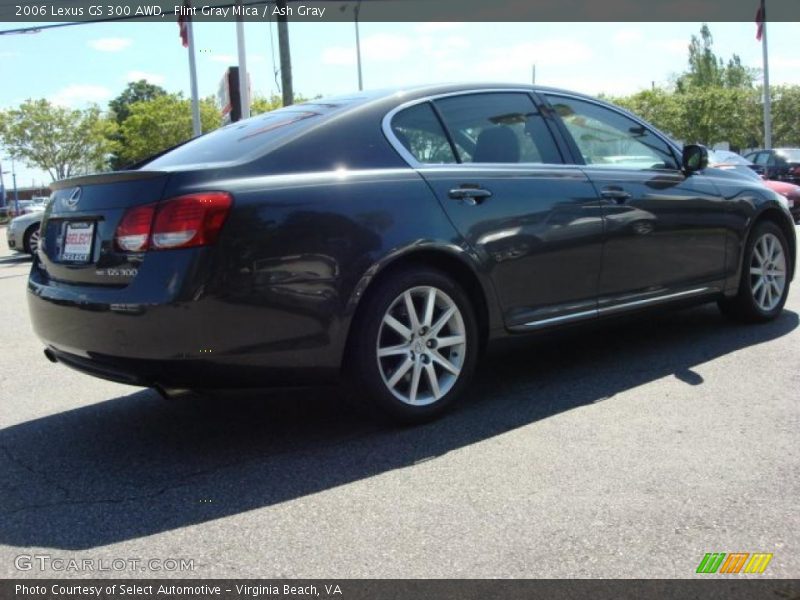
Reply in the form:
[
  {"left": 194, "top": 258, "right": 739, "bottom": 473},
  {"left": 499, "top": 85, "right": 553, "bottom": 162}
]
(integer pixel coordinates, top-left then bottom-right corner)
[{"left": 144, "top": 95, "right": 371, "bottom": 169}]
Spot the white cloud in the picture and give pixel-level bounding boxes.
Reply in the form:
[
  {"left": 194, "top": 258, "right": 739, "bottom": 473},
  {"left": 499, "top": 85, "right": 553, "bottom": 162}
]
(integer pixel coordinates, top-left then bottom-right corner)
[
  {"left": 50, "top": 84, "right": 113, "bottom": 107},
  {"left": 209, "top": 53, "right": 236, "bottom": 64},
  {"left": 322, "top": 33, "right": 413, "bottom": 66},
  {"left": 771, "top": 57, "right": 800, "bottom": 69},
  {"left": 414, "top": 22, "right": 464, "bottom": 34},
  {"left": 471, "top": 39, "right": 593, "bottom": 80},
  {"left": 650, "top": 38, "right": 688, "bottom": 56},
  {"left": 126, "top": 71, "right": 166, "bottom": 85},
  {"left": 612, "top": 28, "right": 643, "bottom": 47},
  {"left": 87, "top": 38, "right": 132, "bottom": 52}
]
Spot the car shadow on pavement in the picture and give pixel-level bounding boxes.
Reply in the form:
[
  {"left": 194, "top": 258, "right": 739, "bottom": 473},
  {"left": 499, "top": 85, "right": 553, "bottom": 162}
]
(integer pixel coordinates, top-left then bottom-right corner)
[
  {"left": 0, "top": 305, "right": 797, "bottom": 550},
  {"left": 0, "top": 254, "right": 31, "bottom": 267}
]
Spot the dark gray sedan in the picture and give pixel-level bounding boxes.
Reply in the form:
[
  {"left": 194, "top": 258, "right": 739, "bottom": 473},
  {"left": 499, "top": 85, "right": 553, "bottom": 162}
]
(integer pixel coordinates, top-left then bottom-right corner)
[{"left": 28, "top": 84, "right": 796, "bottom": 422}]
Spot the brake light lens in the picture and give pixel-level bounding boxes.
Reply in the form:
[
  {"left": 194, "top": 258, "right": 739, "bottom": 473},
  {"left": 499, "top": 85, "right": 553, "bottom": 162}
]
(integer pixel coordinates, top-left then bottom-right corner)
[
  {"left": 115, "top": 203, "right": 156, "bottom": 252},
  {"left": 114, "top": 192, "right": 232, "bottom": 252}
]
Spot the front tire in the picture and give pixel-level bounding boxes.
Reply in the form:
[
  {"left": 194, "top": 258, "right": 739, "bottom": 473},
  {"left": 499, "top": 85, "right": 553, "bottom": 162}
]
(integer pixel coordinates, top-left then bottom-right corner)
[
  {"left": 718, "top": 220, "right": 791, "bottom": 323},
  {"left": 346, "top": 267, "right": 479, "bottom": 423}
]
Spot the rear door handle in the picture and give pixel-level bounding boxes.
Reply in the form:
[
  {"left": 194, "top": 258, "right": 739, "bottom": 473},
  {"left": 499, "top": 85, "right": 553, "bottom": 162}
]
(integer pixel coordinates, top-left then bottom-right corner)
[
  {"left": 599, "top": 188, "right": 632, "bottom": 203},
  {"left": 448, "top": 186, "right": 492, "bottom": 205}
]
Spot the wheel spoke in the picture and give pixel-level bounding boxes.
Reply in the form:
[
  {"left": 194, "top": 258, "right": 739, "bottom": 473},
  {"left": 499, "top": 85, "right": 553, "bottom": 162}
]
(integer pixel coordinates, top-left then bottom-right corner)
[
  {"left": 770, "top": 279, "right": 782, "bottom": 298},
  {"left": 378, "top": 344, "right": 410, "bottom": 357},
  {"left": 425, "top": 362, "right": 441, "bottom": 399},
  {"left": 386, "top": 357, "right": 413, "bottom": 389},
  {"left": 430, "top": 305, "right": 456, "bottom": 336},
  {"left": 436, "top": 335, "right": 465, "bottom": 348},
  {"left": 432, "top": 350, "right": 459, "bottom": 375},
  {"left": 765, "top": 282, "right": 773, "bottom": 307},
  {"left": 423, "top": 288, "right": 437, "bottom": 328},
  {"left": 750, "top": 267, "right": 764, "bottom": 276},
  {"left": 408, "top": 360, "right": 422, "bottom": 404},
  {"left": 383, "top": 314, "right": 411, "bottom": 340},
  {"left": 404, "top": 291, "right": 421, "bottom": 332},
  {"left": 752, "top": 278, "right": 764, "bottom": 294}
]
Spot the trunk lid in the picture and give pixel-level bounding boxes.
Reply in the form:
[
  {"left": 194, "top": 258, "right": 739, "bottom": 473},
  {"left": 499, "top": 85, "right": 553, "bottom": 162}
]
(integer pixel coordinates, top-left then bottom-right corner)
[{"left": 39, "top": 171, "right": 170, "bottom": 286}]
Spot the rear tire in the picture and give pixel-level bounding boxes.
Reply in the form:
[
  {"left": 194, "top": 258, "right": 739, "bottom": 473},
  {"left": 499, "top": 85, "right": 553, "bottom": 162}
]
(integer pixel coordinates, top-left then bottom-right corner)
[
  {"left": 23, "top": 223, "right": 40, "bottom": 255},
  {"left": 718, "top": 220, "right": 791, "bottom": 323},
  {"left": 345, "top": 267, "right": 479, "bottom": 423}
]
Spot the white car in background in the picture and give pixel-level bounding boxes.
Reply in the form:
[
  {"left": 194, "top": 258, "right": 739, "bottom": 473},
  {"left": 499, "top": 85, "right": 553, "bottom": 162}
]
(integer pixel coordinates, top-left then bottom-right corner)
[{"left": 6, "top": 210, "right": 44, "bottom": 255}]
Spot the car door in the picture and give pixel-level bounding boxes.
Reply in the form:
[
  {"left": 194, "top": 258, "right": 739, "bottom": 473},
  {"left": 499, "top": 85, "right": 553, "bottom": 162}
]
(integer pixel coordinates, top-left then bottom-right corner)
[
  {"left": 542, "top": 93, "right": 728, "bottom": 307},
  {"left": 387, "top": 91, "right": 605, "bottom": 329}
]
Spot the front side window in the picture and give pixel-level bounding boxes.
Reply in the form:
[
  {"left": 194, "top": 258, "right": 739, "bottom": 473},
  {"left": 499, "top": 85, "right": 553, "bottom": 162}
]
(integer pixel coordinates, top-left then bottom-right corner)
[
  {"left": 546, "top": 94, "right": 679, "bottom": 170},
  {"left": 433, "top": 93, "right": 563, "bottom": 164},
  {"left": 390, "top": 103, "right": 456, "bottom": 164}
]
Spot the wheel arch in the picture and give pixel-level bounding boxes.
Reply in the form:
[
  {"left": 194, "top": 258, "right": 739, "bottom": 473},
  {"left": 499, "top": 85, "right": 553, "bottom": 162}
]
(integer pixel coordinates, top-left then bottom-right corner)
[
  {"left": 342, "top": 245, "right": 500, "bottom": 370},
  {"left": 750, "top": 206, "right": 796, "bottom": 282}
]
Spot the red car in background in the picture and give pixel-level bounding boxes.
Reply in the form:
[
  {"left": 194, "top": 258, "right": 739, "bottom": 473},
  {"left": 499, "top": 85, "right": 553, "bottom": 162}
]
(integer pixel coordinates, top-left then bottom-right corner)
[{"left": 709, "top": 150, "right": 800, "bottom": 223}]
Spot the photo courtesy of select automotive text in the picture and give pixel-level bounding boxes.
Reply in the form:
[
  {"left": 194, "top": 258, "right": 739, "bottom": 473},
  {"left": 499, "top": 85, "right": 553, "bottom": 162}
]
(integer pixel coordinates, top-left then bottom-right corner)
[{"left": 1, "top": 0, "right": 799, "bottom": 598}]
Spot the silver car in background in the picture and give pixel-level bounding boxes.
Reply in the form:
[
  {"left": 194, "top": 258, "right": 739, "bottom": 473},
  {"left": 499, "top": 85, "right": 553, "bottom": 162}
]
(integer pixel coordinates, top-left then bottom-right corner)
[{"left": 6, "top": 209, "right": 44, "bottom": 255}]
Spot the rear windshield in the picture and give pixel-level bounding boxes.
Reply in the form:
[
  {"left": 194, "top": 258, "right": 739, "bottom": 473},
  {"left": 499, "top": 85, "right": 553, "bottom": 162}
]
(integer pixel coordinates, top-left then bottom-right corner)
[{"left": 144, "top": 96, "right": 368, "bottom": 169}]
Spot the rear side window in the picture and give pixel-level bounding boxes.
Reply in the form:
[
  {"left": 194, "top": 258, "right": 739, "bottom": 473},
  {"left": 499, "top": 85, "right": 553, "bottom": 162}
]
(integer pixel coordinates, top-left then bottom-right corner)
[
  {"left": 434, "top": 93, "right": 563, "bottom": 164},
  {"left": 390, "top": 103, "right": 457, "bottom": 164},
  {"left": 145, "top": 98, "right": 362, "bottom": 168}
]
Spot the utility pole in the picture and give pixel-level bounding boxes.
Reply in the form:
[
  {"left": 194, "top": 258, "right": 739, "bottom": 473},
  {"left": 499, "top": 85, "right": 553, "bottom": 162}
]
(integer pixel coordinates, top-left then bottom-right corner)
[
  {"left": 531, "top": 64, "right": 536, "bottom": 84},
  {"left": 10, "top": 157, "right": 19, "bottom": 217},
  {"left": 355, "top": 0, "right": 363, "bottom": 91},
  {"left": 276, "top": 0, "right": 293, "bottom": 106},
  {"left": 236, "top": 0, "right": 250, "bottom": 120},
  {"left": 760, "top": 0, "right": 772, "bottom": 149}
]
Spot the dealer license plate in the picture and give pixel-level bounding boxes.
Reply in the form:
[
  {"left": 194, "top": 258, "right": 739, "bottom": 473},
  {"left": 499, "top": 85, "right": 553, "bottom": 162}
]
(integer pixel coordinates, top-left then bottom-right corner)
[{"left": 61, "top": 221, "right": 95, "bottom": 262}]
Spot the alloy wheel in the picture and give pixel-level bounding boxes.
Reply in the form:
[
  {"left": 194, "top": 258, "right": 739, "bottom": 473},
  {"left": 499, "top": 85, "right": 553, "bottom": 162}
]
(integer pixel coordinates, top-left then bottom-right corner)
[
  {"left": 749, "top": 232, "right": 787, "bottom": 312},
  {"left": 376, "top": 286, "right": 467, "bottom": 406},
  {"left": 28, "top": 228, "right": 41, "bottom": 254}
]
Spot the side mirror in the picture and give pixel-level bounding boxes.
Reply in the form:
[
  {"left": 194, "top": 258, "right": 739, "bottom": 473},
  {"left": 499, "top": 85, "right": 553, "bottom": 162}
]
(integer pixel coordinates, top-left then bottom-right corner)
[{"left": 682, "top": 144, "right": 709, "bottom": 172}]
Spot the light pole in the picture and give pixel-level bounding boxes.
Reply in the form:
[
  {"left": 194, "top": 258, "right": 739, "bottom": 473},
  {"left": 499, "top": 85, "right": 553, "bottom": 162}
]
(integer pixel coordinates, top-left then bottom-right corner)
[{"left": 0, "top": 157, "right": 19, "bottom": 215}]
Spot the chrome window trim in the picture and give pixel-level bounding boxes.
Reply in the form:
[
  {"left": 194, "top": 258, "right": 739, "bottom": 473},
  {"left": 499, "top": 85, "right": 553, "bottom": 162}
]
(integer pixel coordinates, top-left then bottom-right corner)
[
  {"left": 382, "top": 88, "right": 558, "bottom": 169},
  {"left": 382, "top": 87, "right": 684, "bottom": 171}
]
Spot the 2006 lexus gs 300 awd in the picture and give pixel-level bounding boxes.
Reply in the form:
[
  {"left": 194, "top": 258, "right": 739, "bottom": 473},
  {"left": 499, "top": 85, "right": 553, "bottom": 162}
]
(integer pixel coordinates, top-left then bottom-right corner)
[{"left": 28, "top": 84, "right": 796, "bottom": 422}]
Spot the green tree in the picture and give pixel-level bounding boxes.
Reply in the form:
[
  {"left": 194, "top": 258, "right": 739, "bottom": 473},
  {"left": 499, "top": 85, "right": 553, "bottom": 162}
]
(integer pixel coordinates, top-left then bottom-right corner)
[
  {"left": 108, "top": 80, "right": 168, "bottom": 169},
  {"left": 676, "top": 24, "right": 755, "bottom": 92},
  {"left": 109, "top": 80, "right": 167, "bottom": 125},
  {"left": 250, "top": 93, "right": 313, "bottom": 115},
  {"left": 250, "top": 94, "right": 284, "bottom": 115},
  {"left": 771, "top": 85, "right": 800, "bottom": 146},
  {"left": 0, "top": 99, "right": 117, "bottom": 181},
  {"left": 117, "top": 93, "right": 220, "bottom": 165}
]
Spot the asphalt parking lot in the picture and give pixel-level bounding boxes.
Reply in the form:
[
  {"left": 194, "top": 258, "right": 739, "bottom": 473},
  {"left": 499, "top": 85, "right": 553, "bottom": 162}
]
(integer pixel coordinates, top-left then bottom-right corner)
[{"left": 0, "top": 227, "right": 798, "bottom": 579}]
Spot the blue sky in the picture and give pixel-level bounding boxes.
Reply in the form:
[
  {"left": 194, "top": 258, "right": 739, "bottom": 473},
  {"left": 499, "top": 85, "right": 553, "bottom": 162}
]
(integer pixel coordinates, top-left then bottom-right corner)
[{"left": 2, "top": 20, "right": 799, "bottom": 187}]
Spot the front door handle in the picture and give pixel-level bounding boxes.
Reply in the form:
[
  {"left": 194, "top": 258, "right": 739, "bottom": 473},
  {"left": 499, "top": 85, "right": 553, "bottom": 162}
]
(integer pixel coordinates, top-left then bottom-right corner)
[
  {"left": 600, "top": 187, "right": 632, "bottom": 203},
  {"left": 448, "top": 186, "right": 492, "bottom": 205}
]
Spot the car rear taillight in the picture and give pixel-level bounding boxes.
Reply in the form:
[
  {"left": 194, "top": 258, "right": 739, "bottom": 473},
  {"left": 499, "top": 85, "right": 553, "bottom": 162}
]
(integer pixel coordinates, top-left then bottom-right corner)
[
  {"left": 115, "top": 203, "right": 156, "bottom": 252},
  {"left": 152, "top": 193, "right": 232, "bottom": 249},
  {"left": 790, "top": 166, "right": 800, "bottom": 175},
  {"left": 114, "top": 192, "right": 232, "bottom": 252}
]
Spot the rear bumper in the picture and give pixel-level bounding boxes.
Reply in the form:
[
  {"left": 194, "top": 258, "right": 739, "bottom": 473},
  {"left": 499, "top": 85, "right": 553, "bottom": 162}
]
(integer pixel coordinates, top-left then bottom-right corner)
[{"left": 27, "top": 249, "right": 346, "bottom": 389}]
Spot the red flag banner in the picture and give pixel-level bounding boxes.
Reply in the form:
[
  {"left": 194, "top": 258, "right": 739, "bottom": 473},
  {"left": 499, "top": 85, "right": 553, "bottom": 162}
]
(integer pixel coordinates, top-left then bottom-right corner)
[
  {"left": 178, "top": 0, "right": 191, "bottom": 48},
  {"left": 755, "top": 0, "right": 765, "bottom": 40}
]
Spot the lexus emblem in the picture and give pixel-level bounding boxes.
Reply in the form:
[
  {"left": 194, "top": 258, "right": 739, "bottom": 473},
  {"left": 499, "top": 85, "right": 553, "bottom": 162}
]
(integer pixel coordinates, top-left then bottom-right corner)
[{"left": 65, "top": 187, "right": 81, "bottom": 209}]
